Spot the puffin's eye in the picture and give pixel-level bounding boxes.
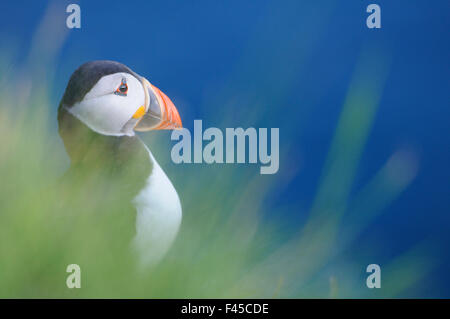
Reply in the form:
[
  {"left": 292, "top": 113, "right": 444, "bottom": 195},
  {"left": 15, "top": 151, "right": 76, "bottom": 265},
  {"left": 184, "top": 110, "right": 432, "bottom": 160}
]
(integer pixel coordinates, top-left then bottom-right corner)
[{"left": 114, "top": 78, "right": 128, "bottom": 96}]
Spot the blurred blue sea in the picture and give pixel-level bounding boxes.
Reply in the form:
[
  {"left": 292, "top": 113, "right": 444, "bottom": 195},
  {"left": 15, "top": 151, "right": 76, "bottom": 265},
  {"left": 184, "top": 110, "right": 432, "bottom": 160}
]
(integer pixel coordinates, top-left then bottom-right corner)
[{"left": 0, "top": 1, "right": 449, "bottom": 297}]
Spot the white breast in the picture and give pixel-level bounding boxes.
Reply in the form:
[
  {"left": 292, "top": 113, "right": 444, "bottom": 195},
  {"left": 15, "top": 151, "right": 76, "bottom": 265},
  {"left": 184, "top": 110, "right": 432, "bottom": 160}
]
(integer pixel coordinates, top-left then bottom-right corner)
[{"left": 132, "top": 147, "right": 182, "bottom": 268}]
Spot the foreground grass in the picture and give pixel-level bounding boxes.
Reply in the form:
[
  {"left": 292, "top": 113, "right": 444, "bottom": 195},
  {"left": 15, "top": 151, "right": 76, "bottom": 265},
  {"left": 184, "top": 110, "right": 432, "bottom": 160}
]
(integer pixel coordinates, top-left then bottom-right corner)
[{"left": 0, "top": 11, "right": 432, "bottom": 295}]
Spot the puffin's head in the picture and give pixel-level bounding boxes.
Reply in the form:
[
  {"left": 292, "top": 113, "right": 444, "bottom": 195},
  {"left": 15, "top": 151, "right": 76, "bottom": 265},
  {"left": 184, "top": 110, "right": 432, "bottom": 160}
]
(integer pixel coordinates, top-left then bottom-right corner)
[{"left": 59, "top": 60, "right": 182, "bottom": 136}]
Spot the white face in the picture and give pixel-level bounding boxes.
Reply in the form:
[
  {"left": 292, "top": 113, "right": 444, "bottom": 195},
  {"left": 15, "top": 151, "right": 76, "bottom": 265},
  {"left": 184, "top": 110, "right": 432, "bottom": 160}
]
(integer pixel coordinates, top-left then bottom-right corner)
[{"left": 68, "top": 72, "right": 146, "bottom": 136}]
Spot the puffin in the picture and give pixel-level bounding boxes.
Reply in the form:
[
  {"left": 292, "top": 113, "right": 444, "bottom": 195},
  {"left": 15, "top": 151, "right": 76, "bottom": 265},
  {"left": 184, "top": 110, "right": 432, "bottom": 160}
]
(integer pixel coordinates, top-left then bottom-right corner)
[{"left": 58, "top": 60, "right": 182, "bottom": 267}]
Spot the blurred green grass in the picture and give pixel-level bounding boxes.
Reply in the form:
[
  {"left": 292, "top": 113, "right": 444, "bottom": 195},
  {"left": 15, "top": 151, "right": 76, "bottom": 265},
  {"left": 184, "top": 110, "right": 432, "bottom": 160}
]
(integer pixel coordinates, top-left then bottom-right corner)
[
  {"left": 0, "top": 3, "right": 434, "bottom": 298},
  {"left": 0, "top": 55, "right": 432, "bottom": 298}
]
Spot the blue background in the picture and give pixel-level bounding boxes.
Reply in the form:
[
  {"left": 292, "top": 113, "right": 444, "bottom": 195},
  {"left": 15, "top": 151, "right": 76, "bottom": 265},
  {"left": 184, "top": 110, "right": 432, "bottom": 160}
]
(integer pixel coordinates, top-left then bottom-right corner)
[{"left": 1, "top": 1, "right": 449, "bottom": 297}]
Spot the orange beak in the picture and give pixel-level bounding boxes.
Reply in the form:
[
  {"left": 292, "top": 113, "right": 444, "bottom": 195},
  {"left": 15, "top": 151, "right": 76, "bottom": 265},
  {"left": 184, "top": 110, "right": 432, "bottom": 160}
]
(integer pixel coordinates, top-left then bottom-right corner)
[
  {"left": 148, "top": 84, "right": 182, "bottom": 130},
  {"left": 134, "top": 78, "right": 182, "bottom": 131}
]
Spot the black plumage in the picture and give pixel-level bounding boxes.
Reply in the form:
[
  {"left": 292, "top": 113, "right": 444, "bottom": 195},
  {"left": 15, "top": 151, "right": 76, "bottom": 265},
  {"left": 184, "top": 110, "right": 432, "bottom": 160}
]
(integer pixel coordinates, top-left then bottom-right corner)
[{"left": 60, "top": 60, "right": 139, "bottom": 107}]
